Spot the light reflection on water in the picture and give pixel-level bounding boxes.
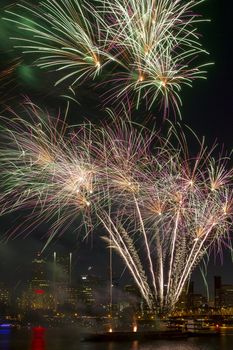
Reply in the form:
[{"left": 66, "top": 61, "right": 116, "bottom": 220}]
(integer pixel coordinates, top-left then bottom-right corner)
[
  {"left": 31, "top": 327, "right": 46, "bottom": 350},
  {"left": 1, "top": 328, "right": 233, "bottom": 350},
  {"left": 0, "top": 328, "right": 11, "bottom": 350}
]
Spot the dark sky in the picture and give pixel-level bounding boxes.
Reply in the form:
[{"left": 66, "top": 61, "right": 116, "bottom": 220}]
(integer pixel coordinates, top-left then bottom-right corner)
[
  {"left": 0, "top": 0, "right": 233, "bottom": 298},
  {"left": 181, "top": 0, "right": 233, "bottom": 151}
]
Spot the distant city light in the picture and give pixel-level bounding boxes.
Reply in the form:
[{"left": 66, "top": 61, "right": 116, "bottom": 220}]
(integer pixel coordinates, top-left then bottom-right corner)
[
  {"left": 0, "top": 324, "right": 11, "bottom": 328},
  {"left": 34, "top": 289, "right": 45, "bottom": 295}
]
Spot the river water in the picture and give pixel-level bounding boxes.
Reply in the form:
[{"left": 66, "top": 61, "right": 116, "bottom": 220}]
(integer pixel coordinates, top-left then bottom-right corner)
[{"left": 1, "top": 327, "right": 233, "bottom": 350}]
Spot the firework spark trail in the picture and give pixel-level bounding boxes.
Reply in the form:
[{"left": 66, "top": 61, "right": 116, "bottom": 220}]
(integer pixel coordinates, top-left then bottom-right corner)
[
  {"left": 99, "top": 213, "right": 153, "bottom": 309},
  {"left": 4, "top": 0, "right": 210, "bottom": 116},
  {"left": 5, "top": 0, "right": 113, "bottom": 86},
  {"left": 97, "top": 0, "right": 210, "bottom": 115},
  {"left": 92, "top": 119, "right": 233, "bottom": 312},
  {"left": 0, "top": 107, "right": 232, "bottom": 312},
  {"left": 0, "top": 103, "right": 104, "bottom": 244}
]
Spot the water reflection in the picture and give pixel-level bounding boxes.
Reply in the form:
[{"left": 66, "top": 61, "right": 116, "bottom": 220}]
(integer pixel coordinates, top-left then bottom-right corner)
[
  {"left": 91, "top": 340, "right": 205, "bottom": 350},
  {"left": 130, "top": 340, "right": 139, "bottom": 350},
  {"left": 137, "top": 343, "right": 199, "bottom": 350},
  {"left": 31, "top": 327, "right": 46, "bottom": 350},
  {"left": 0, "top": 328, "right": 11, "bottom": 350},
  {"left": 4, "top": 327, "right": 233, "bottom": 350},
  {"left": 129, "top": 339, "right": 223, "bottom": 350}
]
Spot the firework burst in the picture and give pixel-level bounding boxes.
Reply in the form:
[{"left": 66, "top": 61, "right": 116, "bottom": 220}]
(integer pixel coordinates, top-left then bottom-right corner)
[
  {"left": 5, "top": 0, "right": 210, "bottom": 116},
  {"left": 93, "top": 119, "right": 233, "bottom": 312},
  {"left": 5, "top": 0, "right": 113, "bottom": 86},
  {"left": 0, "top": 102, "right": 102, "bottom": 245},
  {"left": 97, "top": 0, "right": 210, "bottom": 115}
]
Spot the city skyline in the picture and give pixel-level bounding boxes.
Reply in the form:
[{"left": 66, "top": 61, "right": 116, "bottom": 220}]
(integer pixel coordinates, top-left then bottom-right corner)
[
  {"left": 1, "top": 243, "right": 233, "bottom": 298},
  {"left": 1, "top": 249, "right": 233, "bottom": 318}
]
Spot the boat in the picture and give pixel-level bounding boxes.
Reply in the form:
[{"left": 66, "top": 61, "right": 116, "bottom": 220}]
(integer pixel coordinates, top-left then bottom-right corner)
[
  {"left": 83, "top": 321, "right": 220, "bottom": 342},
  {"left": 82, "top": 330, "right": 189, "bottom": 342}
]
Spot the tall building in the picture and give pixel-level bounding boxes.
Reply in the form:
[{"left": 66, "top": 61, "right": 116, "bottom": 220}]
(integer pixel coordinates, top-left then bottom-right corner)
[
  {"left": 0, "top": 282, "right": 10, "bottom": 310},
  {"left": 214, "top": 276, "right": 222, "bottom": 308},
  {"left": 31, "top": 256, "right": 47, "bottom": 289},
  {"left": 19, "top": 255, "right": 54, "bottom": 311},
  {"left": 53, "top": 252, "right": 72, "bottom": 285},
  {"left": 53, "top": 252, "right": 74, "bottom": 311},
  {"left": 78, "top": 275, "right": 95, "bottom": 306},
  {"left": 186, "top": 281, "right": 194, "bottom": 309},
  {"left": 77, "top": 274, "right": 107, "bottom": 315},
  {"left": 214, "top": 276, "right": 233, "bottom": 308},
  {"left": 221, "top": 285, "right": 233, "bottom": 308}
]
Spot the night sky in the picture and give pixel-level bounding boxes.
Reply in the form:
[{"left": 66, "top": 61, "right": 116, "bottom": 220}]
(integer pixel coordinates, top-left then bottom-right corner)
[{"left": 0, "top": 0, "right": 233, "bottom": 298}]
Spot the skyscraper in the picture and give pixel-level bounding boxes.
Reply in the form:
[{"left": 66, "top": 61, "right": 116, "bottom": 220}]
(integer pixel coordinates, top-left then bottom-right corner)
[
  {"left": 53, "top": 252, "right": 72, "bottom": 285},
  {"left": 53, "top": 252, "right": 74, "bottom": 311},
  {"left": 214, "top": 276, "right": 222, "bottom": 308},
  {"left": 19, "top": 254, "right": 54, "bottom": 311}
]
